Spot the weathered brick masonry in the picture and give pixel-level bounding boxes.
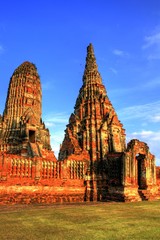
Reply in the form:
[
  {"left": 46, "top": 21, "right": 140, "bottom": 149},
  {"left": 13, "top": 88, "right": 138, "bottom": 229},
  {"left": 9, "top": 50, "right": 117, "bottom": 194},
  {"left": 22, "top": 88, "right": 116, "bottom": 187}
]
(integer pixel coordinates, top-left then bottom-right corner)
[
  {"left": 0, "top": 44, "right": 159, "bottom": 204},
  {"left": 0, "top": 153, "right": 87, "bottom": 204}
]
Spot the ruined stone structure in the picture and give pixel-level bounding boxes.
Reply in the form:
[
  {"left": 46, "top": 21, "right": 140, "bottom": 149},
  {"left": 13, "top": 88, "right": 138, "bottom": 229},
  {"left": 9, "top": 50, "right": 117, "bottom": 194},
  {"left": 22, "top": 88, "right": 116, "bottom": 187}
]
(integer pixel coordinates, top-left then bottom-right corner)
[
  {"left": 0, "top": 44, "right": 159, "bottom": 204},
  {"left": 0, "top": 62, "right": 54, "bottom": 159}
]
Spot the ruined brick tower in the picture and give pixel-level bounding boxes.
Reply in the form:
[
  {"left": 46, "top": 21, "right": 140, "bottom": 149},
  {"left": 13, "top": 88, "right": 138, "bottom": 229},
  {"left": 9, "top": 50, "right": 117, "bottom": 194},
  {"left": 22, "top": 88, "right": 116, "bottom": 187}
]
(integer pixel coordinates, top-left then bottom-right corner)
[
  {"left": 0, "top": 61, "right": 52, "bottom": 157},
  {"left": 59, "top": 44, "right": 126, "bottom": 163}
]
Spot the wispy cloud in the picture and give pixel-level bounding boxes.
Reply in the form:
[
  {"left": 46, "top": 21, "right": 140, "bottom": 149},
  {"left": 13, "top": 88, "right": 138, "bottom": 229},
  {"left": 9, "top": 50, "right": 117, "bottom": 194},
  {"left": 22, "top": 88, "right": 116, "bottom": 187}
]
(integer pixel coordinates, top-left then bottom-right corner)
[
  {"left": 109, "top": 77, "right": 160, "bottom": 97},
  {"left": 119, "top": 100, "right": 160, "bottom": 165},
  {"left": 42, "top": 81, "right": 54, "bottom": 91},
  {"left": 143, "top": 28, "right": 160, "bottom": 60},
  {"left": 117, "top": 101, "right": 160, "bottom": 123},
  {"left": 50, "top": 131, "right": 65, "bottom": 157},
  {"left": 150, "top": 115, "right": 160, "bottom": 123},
  {"left": 130, "top": 130, "right": 160, "bottom": 141},
  {"left": 44, "top": 112, "right": 69, "bottom": 125},
  {"left": 43, "top": 111, "right": 70, "bottom": 157},
  {"left": 143, "top": 32, "right": 160, "bottom": 49},
  {"left": 45, "top": 122, "right": 55, "bottom": 127},
  {"left": 109, "top": 67, "right": 118, "bottom": 75},
  {"left": 112, "top": 49, "right": 129, "bottom": 57}
]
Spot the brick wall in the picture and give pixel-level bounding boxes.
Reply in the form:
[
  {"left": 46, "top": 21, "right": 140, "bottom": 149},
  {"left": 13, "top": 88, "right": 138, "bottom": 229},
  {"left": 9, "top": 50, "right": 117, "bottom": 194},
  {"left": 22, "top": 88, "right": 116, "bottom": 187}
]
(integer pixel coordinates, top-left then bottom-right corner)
[{"left": 0, "top": 153, "right": 88, "bottom": 204}]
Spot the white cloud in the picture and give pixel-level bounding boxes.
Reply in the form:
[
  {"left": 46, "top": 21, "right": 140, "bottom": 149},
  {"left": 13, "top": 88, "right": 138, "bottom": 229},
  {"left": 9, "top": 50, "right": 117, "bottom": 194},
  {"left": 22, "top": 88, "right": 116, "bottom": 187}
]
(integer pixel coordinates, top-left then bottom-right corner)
[
  {"left": 112, "top": 49, "right": 129, "bottom": 57},
  {"left": 117, "top": 101, "right": 160, "bottom": 123},
  {"left": 117, "top": 101, "right": 160, "bottom": 165},
  {"left": 143, "top": 32, "right": 160, "bottom": 49},
  {"left": 110, "top": 67, "right": 118, "bottom": 75},
  {"left": 143, "top": 28, "right": 160, "bottom": 60},
  {"left": 151, "top": 115, "right": 160, "bottom": 123},
  {"left": 44, "top": 112, "right": 69, "bottom": 125},
  {"left": 131, "top": 130, "right": 158, "bottom": 139},
  {"left": 45, "top": 122, "right": 55, "bottom": 127},
  {"left": 42, "top": 81, "right": 54, "bottom": 91},
  {"left": 43, "top": 112, "right": 70, "bottom": 158},
  {"left": 50, "top": 130, "right": 66, "bottom": 158}
]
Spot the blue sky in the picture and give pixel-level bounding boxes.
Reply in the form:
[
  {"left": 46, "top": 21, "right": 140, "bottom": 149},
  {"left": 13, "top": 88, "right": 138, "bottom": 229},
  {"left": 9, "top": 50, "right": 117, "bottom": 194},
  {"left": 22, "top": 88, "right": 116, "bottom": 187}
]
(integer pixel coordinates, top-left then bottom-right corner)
[{"left": 0, "top": 1, "right": 160, "bottom": 165}]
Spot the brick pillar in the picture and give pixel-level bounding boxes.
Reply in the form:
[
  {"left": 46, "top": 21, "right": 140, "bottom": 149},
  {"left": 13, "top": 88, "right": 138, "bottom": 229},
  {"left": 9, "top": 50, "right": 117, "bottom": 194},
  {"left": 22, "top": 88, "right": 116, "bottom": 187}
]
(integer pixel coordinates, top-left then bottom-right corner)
[
  {"left": 35, "top": 158, "right": 41, "bottom": 180},
  {"left": 0, "top": 154, "right": 8, "bottom": 181}
]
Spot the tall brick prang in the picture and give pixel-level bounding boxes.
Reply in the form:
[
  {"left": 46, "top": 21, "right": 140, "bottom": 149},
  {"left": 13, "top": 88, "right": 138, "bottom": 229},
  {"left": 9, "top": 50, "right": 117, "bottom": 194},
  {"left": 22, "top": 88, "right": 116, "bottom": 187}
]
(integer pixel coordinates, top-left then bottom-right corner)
[
  {"left": 0, "top": 61, "right": 54, "bottom": 158},
  {"left": 59, "top": 44, "right": 126, "bottom": 163}
]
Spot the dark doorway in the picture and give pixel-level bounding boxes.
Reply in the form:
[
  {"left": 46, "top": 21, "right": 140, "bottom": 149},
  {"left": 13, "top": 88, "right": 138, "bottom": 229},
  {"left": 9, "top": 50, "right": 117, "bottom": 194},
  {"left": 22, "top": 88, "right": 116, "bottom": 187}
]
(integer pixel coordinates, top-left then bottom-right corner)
[
  {"left": 29, "top": 130, "right": 36, "bottom": 143},
  {"left": 136, "top": 154, "right": 145, "bottom": 189},
  {"left": 137, "top": 158, "right": 142, "bottom": 189}
]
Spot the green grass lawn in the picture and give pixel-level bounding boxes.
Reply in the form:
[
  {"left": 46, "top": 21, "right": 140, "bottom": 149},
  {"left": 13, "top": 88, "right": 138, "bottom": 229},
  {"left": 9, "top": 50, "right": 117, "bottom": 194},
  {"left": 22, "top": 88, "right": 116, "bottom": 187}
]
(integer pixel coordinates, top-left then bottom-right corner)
[{"left": 0, "top": 201, "right": 160, "bottom": 240}]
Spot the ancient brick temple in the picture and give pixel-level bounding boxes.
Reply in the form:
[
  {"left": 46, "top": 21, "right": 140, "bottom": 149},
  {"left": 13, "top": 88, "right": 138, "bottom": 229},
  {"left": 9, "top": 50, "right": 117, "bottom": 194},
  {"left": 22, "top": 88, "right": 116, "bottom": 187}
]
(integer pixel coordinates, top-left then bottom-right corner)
[
  {"left": 0, "top": 44, "right": 159, "bottom": 204},
  {"left": 0, "top": 62, "right": 54, "bottom": 159}
]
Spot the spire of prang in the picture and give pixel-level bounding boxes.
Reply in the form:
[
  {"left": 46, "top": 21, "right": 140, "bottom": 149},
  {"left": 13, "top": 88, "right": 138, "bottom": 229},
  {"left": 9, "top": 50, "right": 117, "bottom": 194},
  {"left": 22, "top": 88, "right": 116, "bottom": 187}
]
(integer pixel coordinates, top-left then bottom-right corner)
[{"left": 83, "top": 43, "right": 102, "bottom": 85}]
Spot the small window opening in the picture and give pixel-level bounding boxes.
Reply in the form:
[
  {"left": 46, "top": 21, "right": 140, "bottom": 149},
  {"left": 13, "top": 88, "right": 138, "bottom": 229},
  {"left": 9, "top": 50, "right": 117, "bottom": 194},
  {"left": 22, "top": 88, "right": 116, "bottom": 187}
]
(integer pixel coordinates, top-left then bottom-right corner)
[{"left": 29, "top": 130, "right": 36, "bottom": 143}]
